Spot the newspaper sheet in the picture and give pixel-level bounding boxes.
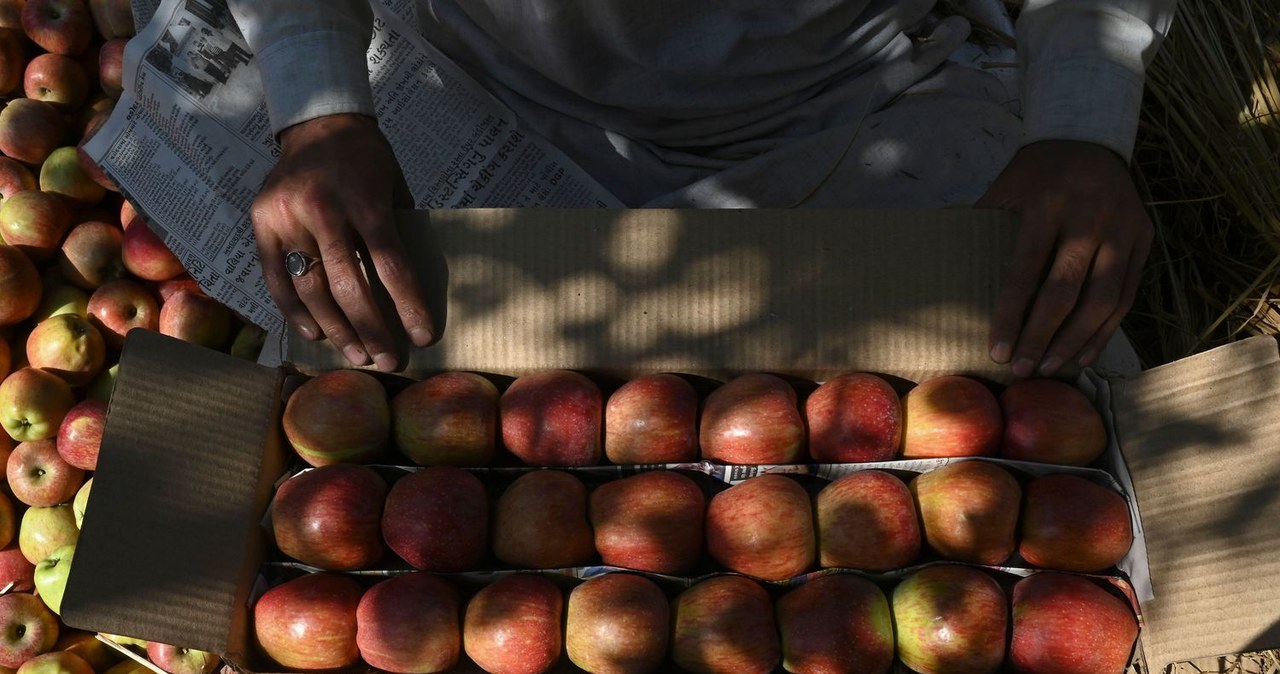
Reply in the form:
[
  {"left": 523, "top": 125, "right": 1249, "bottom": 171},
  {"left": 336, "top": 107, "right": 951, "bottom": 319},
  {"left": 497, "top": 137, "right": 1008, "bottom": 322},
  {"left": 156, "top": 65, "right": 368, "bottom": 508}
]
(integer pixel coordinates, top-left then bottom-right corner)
[{"left": 86, "top": 0, "right": 622, "bottom": 333}]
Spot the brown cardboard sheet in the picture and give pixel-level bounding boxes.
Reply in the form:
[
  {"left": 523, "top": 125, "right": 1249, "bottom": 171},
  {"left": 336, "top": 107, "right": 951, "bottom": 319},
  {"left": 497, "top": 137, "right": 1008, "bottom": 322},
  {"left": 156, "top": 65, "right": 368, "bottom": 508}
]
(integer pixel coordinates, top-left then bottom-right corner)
[{"left": 1112, "top": 335, "right": 1280, "bottom": 669}]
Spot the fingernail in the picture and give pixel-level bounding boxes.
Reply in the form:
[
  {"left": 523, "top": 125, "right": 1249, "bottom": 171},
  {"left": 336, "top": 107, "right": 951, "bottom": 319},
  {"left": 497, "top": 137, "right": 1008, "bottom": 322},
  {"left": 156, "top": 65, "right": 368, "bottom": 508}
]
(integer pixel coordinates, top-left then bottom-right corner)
[
  {"left": 296, "top": 324, "right": 315, "bottom": 340},
  {"left": 1078, "top": 350, "right": 1099, "bottom": 368},
  {"left": 373, "top": 352, "right": 398, "bottom": 372},
  {"left": 1038, "top": 355, "right": 1063, "bottom": 375},
  {"left": 990, "top": 341, "right": 1012, "bottom": 363},
  {"left": 409, "top": 327, "right": 434, "bottom": 346},
  {"left": 1012, "top": 358, "right": 1036, "bottom": 379},
  {"left": 343, "top": 345, "right": 370, "bottom": 366}
]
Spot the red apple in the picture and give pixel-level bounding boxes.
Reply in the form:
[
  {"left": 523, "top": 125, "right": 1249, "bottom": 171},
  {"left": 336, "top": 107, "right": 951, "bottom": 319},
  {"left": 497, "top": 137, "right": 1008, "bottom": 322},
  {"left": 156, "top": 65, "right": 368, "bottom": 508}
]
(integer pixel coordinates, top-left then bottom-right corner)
[
  {"left": 565, "top": 573, "right": 668, "bottom": 674},
  {"left": 120, "top": 220, "right": 183, "bottom": 282},
  {"left": 7, "top": 439, "right": 83, "bottom": 507},
  {"left": 152, "top": 274, "right": 202, "bottom": 303},
  {"left": 271, "top": 464, "right": 387, "bottom": 571},
  {"left": 0, "top": 245, "right": 41, "bottom": 326},
  {"left": 902, "top": 375, "right": 1003, "bottom": 458},
  {"left": 16, "top": 649, "right": 91, "bottom": 674},
  {"left": 0, "top": 157, "right": 36, "bottom": 201},
  {"left": 18, "top": 504, "right": 78, "bottom": 564},
  {"left": 700, "top": 373, "right": 804, "bottom": 464},
  {"left": 252, "top": 573, "right": 363, "bottom": 671},
  {"left": 500, "top": 369, "right": 602, "bottom": 466},
  {"left": 911, "top": 460, "right": 1022, "bottom": 565},
  {"left": 604, "top": 373, "right": 699, "bottom": 464},
  {"left": 806, "top": 372, "right": 903, "bottom": 462},
  {"left": 671, "top": 575, "right": 779, "bottom": 674},
  {"left": 144, "top": 643, "right": 219, "bottom": 674},
  {"left": 23, "top": 54, "right": 87, "bottom": 111},
  {"left": 58, "top": 221, "right": 124, "bottom": 290},
  {"left": 87, "top": 279, "right": 158, "bottom": 348},
  {"left": 1, "top": 368, "right": 75, "bottom": 443},
  {"left": 492, "top": 470, "right": 593, "bottom": 569},
  {"left": 999, "top": 378, "right": 1107, "bottom": 466},
  {"left": 892, "top": 564, "right": 1007, "bottom": 674},
  {"left": 705, "top": 473, "right": 814, "bottom": 580},
  {"left": 0, "top": 99, "right": 66, "bottom": 166},
  {"left": 55, "top": 399, "right": 105, "bottom": 472},
  {"left": 391, "top": 371, "right": 498, "bottom": 466},
  {"left": 87, "top": 0, "right": 131, "bottom": 39},
  {"left": 0, "top": 543, "right": 36, "bottom": 593},
  {"left": 463, "top": 574, "right": 562, "bottom": 674},
  {"left": 1009, "top": 573, "right": 1139, "bottom": 674},
  {"left": 281, "top": 369, "right": 390, "bottom": 466},
  {"left": 0, "top": 28, "right": 22, "bottom": 95},
  {"left": 776, "top": 574, "right": 895, "bottom": 674},
  {"left": 25, "top": 314, "right": 105, "bottom": 386},
  {"left": 0, "top": 190, "right": 72, "bottom": 261},
  {"left": 1019, "top": 473, "right": 1134, "bottom": 572},
  {"left": 157, "top": 289, "right": 230, "bottom": 349},
  {"left": 816, "top": 469, "right": 920, "bottom": 571},
  {"left": 382, "top": 466, "right": 487, "bottom": 572},
  {"left": 357, "top": 573, "right": 460, "bottom": 674},
  {"left": 97, "top": 38, "right": 123, "bottom": 98},
  {"left": 589, "top": 470, "right": 705, "bottom": 574},
  {"left": 0, "top": 592, "right": 59, "bottom": 668},
  {"left": 21, "top": 0, "right": 91, "bottom": 55},
  {"left": 118, "top": 198, "right": 137, "bottom": 229},
  {"left": 40, "top": 146, "right": 105, "bottom": 207}
]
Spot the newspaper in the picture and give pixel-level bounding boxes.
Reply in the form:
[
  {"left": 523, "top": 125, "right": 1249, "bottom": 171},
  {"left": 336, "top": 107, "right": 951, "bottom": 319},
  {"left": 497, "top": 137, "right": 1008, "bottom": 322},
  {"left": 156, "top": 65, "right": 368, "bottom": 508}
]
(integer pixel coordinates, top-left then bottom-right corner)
[{"left": 86, "top": 0, "right": 622, "bottom": 334}]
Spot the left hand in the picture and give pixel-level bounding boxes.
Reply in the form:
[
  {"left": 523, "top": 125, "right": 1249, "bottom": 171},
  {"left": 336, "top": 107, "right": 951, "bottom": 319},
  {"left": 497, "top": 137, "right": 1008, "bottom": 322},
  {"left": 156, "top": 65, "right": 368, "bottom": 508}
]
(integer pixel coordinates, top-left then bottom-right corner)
[{"left": 976, "top": 140, "right": 1153, "bottom": 378}]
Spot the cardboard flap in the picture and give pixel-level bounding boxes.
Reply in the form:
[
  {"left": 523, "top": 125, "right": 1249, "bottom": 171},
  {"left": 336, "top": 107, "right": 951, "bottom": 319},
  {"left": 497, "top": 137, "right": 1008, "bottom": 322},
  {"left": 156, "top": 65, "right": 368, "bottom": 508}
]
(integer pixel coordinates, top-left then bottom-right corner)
[
  {"left": 1112, "top": 335, "right": 1280, "bottom": 669},
  {"left": 62, "top": 330, "right": 286, "bottom": 658},
  {"left": 287, "top": 208, "right": 1017, "bottom": 382}
]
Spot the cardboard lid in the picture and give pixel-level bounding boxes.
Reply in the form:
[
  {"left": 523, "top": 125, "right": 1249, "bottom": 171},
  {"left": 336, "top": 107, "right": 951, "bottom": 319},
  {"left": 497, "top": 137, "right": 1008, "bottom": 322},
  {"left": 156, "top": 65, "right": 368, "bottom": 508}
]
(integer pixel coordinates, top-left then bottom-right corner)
[
  {"left": 1112, "top": 335, "right": 1280, "bottom": 668},
  {"left": 286, "top": 208, "right": 1018, "bottom": 382},
  {"left": 62, "top": 329, "right": 286, "bottom": 659}
]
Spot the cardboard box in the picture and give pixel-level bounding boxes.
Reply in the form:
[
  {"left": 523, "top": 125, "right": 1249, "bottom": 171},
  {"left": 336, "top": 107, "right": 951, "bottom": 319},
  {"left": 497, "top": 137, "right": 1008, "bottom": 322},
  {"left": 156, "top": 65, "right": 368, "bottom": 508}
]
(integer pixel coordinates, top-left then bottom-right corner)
[{"left": 60, "top": 209, "right": 1280, "bottom": 672}]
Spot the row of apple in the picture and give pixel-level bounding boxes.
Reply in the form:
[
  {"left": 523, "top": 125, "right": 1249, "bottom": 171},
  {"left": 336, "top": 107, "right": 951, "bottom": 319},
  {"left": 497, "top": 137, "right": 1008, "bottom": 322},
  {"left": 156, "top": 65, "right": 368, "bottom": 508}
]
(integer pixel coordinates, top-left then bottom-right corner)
[
  {"left": 284, "top": 366, "right": 1108, "bottom": 471},
  {"left": 253, "top": 564, "right": 1138, "bottom": 674},
  {"left": 273, "top": 459, "right": 1134, "bottom": 581}
]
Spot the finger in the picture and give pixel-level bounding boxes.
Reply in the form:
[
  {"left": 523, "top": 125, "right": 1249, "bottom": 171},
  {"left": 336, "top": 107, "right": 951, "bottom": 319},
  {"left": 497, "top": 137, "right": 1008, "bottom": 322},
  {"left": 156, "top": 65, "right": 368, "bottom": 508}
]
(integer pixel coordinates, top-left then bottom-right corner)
[
  {"left": 291, "top": 259, "right": 371, "bottom": 367},
  {"left": 1009, "top": 235, "right": 1100, "bottom": 378},
  {"left": 1075, "top": 229, "right": 1152, "bottom": 369},
  {"left": 312, "top": 223, "right": 399, "bottom": 372},
  {"left": 989, "top": 211, "right": 1056, "bottom": 364},
  {"left": 253, "top": 219, "right": 322, "bottom": 340},
  {"left": 1036, "top": 241, "right": 1128, "bottom": 376},
  {"left": 351, "top": 213, "right": 436, "bottom": 347}
]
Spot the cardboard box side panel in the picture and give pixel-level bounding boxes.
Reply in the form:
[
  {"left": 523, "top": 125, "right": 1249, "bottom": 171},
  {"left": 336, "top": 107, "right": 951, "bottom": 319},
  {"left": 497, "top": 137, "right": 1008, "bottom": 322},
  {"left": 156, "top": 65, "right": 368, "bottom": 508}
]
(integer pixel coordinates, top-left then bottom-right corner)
[
  {"left": 62, "top": 331, "right": 285, "bottom": 655},
  {"left": 1112, "top": 336, "right": 1280, "bottom": 668},
  {"left": 287, "top": 208, "right": 1016, "bottom": 382}
]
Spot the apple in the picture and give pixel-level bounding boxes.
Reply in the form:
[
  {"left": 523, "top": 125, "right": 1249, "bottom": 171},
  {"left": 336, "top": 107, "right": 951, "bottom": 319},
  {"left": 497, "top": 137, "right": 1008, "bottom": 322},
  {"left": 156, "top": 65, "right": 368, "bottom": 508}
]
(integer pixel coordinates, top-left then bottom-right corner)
[
  {"left": 500, "top": 369, "right": 602, "bottom": 466},
  {"left": 54, "top": 630, "right": 120, "bottom": 672},
  {"left": 85, "top": 363, "right": 116, "bottom": 402},
  {"left": 0, "top": 544, "right": 35, "bottom": 592},
  {"left": 56, "top": 399, "right": 105, "bottom": 472},
  {"left": 911, "top": 460, "right": 1021, "bottom": 565},
  {"left": 1019, "top": 473, "right": 1134, "bottom": 572},
  {"left": 120, "top": 220, "right": 183, "bottom": 282},
  {"left": 565, "top": 573, "right": 668, "bottom": 674},
  {"left": 0, "top": 190, "right": 72, "bottom": 261},
  {"left": 16, "top": 650, "right": 91, "bottom": 674},
  {"left": 71, "top": 478, "right": 90, "bottom": 528},
  {"left": 271, "top": 463, "right": 387, "bottom": 571},
  {"left": 144, "top": 643, "right": 219, "bottom": 674},
  {"left": 463, "top": 574, "right": 562, "bottom": 674},
  {"left": 41, "top": 147, "right": 105, "bottom": 207},
  {"left": 103, "top": 661, "right": 148, "bottom": 674},
  {"left": 24, "top": 55, "right": 88, "bottom": 111},
  {"left": 901, "top": 375, "right": 1003, "bottom": 458},
  {"left": 0, "top": 245, "right": 41, "bottom": 326},
  {"left": 815, "top": 469, "right": 920, "bottom": 572},
  {"left": 892, "top": 564, "right": 1007, "bottom": 674},
  {"left": 157, "top": 290, "right": 230, "bottom": 349},
  {"left": 356, "top": 573, "right": 460, "bottom": 674},
  {"left": 0, "top": 157, "right": 36, "bottom": 201},
  {"left": 32, "top": 543, "right": 73, "bottom": 615},
  {"left": 87, "top": 279, "right": 158, "bottom": 348},
  {"left": 0, "top": 592, "right": 59, "bottom": 667},
  {"left": 391, "top": 371, "right": 498, "bottom": 466},
  {"left": 1, "top": 368, "right": 75, "bottom": 443},
  {"left": 604, "top": 373, "right": 699, "bottom": 464},
  {"left": 151, "top": 274, "right": 202, "bottom": 303},
  {"left": 282, "top": 369, "right": 390, "bottom": 466},
  {"left": 8, "top": 439, "right": 84, "bottom": 507},
  {"left": 589, "top": 469, "right": 705, "bottom": 574},
  {"left": 806, "top": 372, "right": 903, "bottom": 462},
  {"left": 99, "top": 634, "right": 146, "bottom": 652},
  {"left": 33, "top": 283, "right": 88, "bottom": 323},
  {"left": 118, "top": 199, "right": 137, "bottom": 229},
  {"left": 0, "top": 99, "right": 66, "bottom": 166},
  {"left": 700, "top": 373, "right": 804, "bottom": 464},
  {"left": 86, "top": 0, "right": 131, "bottom": 39},
  {"left": 775, "top": 574, "right": 895, "bottom": 674},
  {"left": 253, "top": 572, "right": 363, "bottom": 671},
  {"left": 705, "top": 473, "right": 814, "bottom": 580},
  {"left": 0, "top": 28, "right": 22, "bottom": 96},
  {"left": 999, "top": 378, "right": 1107, "bottom": 466},
  {"left": 1009, "top": 573, "right": 1139, "bottom": 674},
  {"left": 76, "top": 108, "right": 115, "bottom": 193},
  {"left": 97, "top": 38, "right": 124, "bottom": 98},
  {"left": 26, "top": 314, "right": 105, "bottom": 386},
  {"left": 492, "top": 469, "right": 594, "bottom": 569},
  {"left": 229, "top": 323, "right": 266, "bottom": 361},
  {"left": 382, "top": 466, "right": 487, "bottom": 571},
  {"left": 671, "top": 575, "right": 779, "bottom": 674},
  {"left": 21, "top": 0, "right": 92, "bottom": 55},
  {"left": 18, "top": 504, "right": 78, "bottom": 564}
]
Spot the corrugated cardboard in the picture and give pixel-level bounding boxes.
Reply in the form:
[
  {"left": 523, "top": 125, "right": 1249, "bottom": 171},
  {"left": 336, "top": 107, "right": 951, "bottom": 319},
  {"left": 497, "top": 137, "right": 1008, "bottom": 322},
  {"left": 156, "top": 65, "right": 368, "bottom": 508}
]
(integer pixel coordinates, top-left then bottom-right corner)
[{"left": 59, "top": 208, "right": 1280, "bottom": 673}]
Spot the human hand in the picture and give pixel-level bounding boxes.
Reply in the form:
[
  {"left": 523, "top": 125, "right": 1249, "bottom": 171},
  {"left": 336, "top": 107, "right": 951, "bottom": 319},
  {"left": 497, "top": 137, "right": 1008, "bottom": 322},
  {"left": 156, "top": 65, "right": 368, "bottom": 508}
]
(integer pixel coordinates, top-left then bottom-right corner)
[
  {"left": 976, "top": 140, "right": 1152, "bottom": 378},
  {"left": 251, "top": 113, "right": 434, "bottom": 371}
]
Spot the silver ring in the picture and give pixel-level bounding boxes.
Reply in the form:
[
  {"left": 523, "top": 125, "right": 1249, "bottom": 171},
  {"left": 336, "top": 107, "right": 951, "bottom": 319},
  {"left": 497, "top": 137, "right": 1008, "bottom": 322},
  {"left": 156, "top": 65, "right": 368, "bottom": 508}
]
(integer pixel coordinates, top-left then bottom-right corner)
[{"left": 285, "top": 251, "right": 320, "bottom": 277}]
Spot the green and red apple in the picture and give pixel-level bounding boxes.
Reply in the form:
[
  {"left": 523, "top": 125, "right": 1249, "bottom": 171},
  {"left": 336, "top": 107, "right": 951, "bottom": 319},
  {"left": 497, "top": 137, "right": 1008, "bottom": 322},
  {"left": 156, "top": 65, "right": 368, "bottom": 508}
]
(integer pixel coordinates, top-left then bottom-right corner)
[
  {"left": 700, "top": 373, "right": 804, "bottom": 464},
  {"left": 492, "top": 469, "right": 594, "bottom": 569}
]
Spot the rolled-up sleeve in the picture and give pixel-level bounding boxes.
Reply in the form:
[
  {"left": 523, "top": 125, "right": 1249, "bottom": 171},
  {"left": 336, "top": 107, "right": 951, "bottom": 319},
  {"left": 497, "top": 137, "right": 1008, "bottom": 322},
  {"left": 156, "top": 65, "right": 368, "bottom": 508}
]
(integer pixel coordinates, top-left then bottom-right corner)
[
  {"left": 1016, "top": 0, "right": 1176, "bottom": 161},
  {"left": 227, "top": 0, "right": 376, "bottom": 135}
]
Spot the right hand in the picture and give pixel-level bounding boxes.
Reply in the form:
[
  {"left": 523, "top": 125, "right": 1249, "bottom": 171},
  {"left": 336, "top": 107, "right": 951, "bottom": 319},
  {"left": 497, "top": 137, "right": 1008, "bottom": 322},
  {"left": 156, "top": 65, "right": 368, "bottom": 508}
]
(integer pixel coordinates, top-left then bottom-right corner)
[{"left": 251, "top": 113, "right": 435, "bottom": 371}]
